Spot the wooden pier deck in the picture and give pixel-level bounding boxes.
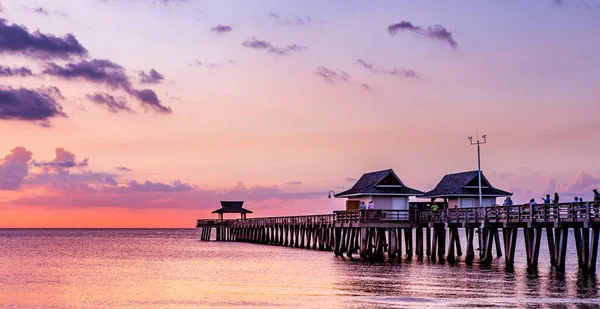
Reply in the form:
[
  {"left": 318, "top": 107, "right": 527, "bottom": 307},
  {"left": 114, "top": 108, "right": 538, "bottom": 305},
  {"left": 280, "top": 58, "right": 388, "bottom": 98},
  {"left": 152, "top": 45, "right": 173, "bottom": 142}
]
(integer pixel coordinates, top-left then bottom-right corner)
[{"left": 197, "top": 202, "right": 600, "bottom": 273}]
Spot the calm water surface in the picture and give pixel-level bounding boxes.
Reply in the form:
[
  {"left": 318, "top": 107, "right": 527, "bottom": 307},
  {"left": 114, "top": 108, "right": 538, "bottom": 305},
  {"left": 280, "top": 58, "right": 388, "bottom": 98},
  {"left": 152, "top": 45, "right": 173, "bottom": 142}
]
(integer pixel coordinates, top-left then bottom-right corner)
[{"left": 0, "top": 229, "right": 598, "bottom": 309}]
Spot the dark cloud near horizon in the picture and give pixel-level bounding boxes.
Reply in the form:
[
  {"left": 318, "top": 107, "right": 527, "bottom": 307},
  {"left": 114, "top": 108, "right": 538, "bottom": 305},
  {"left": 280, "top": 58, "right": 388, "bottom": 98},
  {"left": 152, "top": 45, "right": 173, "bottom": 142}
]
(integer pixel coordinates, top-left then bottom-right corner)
[
  {"left": 0, "top": 65, "right": 33, "bottom": 77},
  {"left": 138, "top": 69, "right": 164, "bottom": 84},
  {"left": 211, "top": 24, "right": 232, "bottom": 33},
  {"left": 115, "top": 166, "right": 132, "bottom": 172},
  {"left": 0, "top": 147, "right": 33, "bottom": 190},
  {"left": 0, "top": 145, "right": 327, "bottom": 209},
  {"left": 0, "top": 86, "right": 66, "bottom": 125},
  {"left": 388, "top": 20, "right": 458, "bottom": 49},
  {"left": 0, "top": 18, "right": 88, "bottom": 59},
  {"left": 356, "top": 59, "right": 419, "bottom": 78},
  {"left": 285, "top": 181, "right": 303, "bottom": 185},
  {"left": 268, "top": 12, "right": 313, "bottom": 26},
  {"left": 43, "top": 59, "right": 172, "bottom": 113},
  {"left": 33, "top": 147, "right": 89, "bottom": 169},
  {"left": 87, "top": 93, "right": 134, "bottom": 113},
  {"left": 242, "top": 37, "right": 308, "bottom": 55}
]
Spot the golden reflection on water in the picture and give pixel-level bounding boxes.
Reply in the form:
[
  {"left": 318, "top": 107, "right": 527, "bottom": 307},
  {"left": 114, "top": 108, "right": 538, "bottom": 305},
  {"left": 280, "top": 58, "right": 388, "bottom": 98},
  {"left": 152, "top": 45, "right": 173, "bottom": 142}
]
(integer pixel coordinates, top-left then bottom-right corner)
[{"left": 0, "top": 229, "right": 598, "bottom": 309}]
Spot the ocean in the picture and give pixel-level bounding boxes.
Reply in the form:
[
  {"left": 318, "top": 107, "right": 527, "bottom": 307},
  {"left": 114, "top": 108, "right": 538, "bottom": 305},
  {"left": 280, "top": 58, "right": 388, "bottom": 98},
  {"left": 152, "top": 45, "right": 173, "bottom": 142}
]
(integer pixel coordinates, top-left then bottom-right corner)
[{"left": 0, "top": 229, "right": 598, "bottom": 309}]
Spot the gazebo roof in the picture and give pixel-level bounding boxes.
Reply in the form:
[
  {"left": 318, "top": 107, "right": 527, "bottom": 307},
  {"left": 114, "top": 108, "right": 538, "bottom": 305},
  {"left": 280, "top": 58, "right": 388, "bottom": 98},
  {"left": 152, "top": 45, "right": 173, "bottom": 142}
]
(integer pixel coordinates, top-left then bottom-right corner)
[
  {"left": 212, "top": 201, "right": 253, "bottom": 214},
  {"left": 422, "top": 171, "right": 512, "bottom": 198},
  {"left": 335, "top": 169, "right": 424, "bottom": 198}
]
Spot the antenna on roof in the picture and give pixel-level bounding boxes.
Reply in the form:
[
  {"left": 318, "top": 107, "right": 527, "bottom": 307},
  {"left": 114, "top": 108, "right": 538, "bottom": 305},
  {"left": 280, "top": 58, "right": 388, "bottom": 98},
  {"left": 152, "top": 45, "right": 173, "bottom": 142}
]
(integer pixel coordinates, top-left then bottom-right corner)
[{"left": 469, "top": 132, "right": 487, "bottom": 207}]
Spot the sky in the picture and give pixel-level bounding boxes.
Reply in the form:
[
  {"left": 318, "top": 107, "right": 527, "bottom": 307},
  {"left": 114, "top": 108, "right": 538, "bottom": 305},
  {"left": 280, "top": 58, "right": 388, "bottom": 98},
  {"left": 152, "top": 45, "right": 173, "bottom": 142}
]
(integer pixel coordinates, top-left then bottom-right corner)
[{"left": 0, "top": 0, "right": 599, "bottom": 227}]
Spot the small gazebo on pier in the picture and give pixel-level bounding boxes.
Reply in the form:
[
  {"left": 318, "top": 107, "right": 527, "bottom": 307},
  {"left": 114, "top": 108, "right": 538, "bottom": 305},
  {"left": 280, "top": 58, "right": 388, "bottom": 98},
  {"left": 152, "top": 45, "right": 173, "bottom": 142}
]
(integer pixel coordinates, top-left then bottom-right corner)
[{"left": 212, "top": 201, "right": 252, "bottom": 221}]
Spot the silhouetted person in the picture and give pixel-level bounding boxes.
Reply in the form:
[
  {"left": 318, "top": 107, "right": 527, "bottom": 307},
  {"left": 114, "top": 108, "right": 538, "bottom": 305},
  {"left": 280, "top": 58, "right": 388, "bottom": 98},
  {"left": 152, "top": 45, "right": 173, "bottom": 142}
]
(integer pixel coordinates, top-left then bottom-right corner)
[
  {"left": 542, "top": 194, "right": 551, "bottom": 204},
  {"left": 530, "top": 199, "right": 538, "bottom": 211},
  {"left": 593, "top": 189, "right": 600, "bottom": 202},
  {"left": 553, "top": 193, "right": 559, "bottom": 204},
  {"left": 367, "top": 200, "right": 374, "bottom": 210}
]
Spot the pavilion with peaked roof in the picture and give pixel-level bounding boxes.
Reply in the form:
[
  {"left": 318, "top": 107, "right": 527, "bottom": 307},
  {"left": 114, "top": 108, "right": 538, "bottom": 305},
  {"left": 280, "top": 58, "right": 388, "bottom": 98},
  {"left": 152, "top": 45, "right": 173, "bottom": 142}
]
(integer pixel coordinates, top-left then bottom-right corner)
[
  {"left": 334, "top": 169, "right": 424, "bottom": 210},
  {"left": 212, "top": 201, "right": 252, "bottom": 221},
  {"left": 422, "top": 171, "right": 512, "bottom": 208}
]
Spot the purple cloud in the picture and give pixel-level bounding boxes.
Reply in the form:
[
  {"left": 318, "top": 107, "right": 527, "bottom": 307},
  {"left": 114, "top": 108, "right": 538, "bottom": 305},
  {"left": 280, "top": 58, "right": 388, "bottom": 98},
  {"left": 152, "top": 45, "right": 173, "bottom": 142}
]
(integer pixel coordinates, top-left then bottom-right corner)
[
  {"left": 356, "top": 59, "right": 380, "bottom": 73},
  {"left": 357, "top": 59, "right": 420, "bottom": 79},
  {"left": 285, "top": 181, "right": 303, "bottom": 185},
  {"left": 0, "top": 65, "right": 33, "bottom": 77},
  {"left": 210, "top": 24, "right": 232, "bottom": 33},
  {"left": 388, "top": 20, "right": 458, "bottom": 49},
  {"left": 115, "top": 166, "right": 132, "bottom": 172},
  {"left": 390, "top": 68, "right": 419, "bottom": 78},
  {"left": 138, "top": 69, "right": 164, "bottom": 84},
  {"left": 0, "top": 18, "right": 88, "bottom": 59},
  {"left": 43, "top": 59, "right": 130, "bottom": 88},
  {"left": 86, "top": 93, "right": 134, "bottom": 113},
  {"left": 0, "top": 86, "right": 67, "bottom": 125},
  {"left": 43, "top": 59, "right": 172, "bottom": 113},
  {"left": 242, "top": 37, "right": 308, "bottom": 55},
  {"left": 127, "top": 180, "right": 194, "bottom": 193},
  {"left": 130, "top": 89, "right": 172, "bottom": 113},
  {"left": 0, "top": 146, "right": 33, "bottom": 190},
  {"left": 33, "top": 147, "right": 89, "bottom": 169}
]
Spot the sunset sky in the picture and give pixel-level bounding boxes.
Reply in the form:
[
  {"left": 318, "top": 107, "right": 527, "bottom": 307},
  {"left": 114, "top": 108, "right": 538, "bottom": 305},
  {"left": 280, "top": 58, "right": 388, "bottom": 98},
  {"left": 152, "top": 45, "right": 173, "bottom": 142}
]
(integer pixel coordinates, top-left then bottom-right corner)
[{"left": 1, "top": 0, "right": 599, "bottom": 227}]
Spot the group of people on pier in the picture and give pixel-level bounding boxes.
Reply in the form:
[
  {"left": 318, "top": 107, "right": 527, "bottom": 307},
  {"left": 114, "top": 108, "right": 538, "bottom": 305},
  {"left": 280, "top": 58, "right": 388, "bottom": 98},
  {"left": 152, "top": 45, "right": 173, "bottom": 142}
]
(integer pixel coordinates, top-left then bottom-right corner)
[
  {"left": 503, "top": 189, "right": 600, "bottom": 207},
  {"left": 358, "top": 201, "right": 375, "bottom": 210}
]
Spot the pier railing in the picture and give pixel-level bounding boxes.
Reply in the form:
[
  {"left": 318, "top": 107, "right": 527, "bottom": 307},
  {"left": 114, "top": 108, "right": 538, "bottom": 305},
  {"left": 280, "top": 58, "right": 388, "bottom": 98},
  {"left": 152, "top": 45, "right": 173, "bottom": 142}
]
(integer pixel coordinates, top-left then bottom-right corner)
[
  {"left": 197, "top": 214, "right": 334, "bottom": 227},
  {"left": 422, "top": 202, "right": 600, "bottom": 224},
  {"left": 333, "top": 209, "right": 414, "bottom": 223},
  {"left": 198, "top": 202, "right": 600, "bottom": 227}
]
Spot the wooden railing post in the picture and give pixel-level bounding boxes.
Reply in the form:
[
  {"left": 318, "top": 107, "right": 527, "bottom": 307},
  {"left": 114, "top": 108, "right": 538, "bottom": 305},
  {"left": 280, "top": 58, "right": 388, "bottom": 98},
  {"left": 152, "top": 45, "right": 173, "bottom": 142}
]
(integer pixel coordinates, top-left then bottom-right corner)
[{"left": 586, "top": 202, "right": 591, "bottom": 221}]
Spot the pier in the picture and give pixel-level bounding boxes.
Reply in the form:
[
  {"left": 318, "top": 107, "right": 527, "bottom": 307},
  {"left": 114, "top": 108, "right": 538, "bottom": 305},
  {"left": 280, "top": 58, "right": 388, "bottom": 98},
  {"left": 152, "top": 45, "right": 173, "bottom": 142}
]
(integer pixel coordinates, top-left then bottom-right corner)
[{"left": 197, "top": 202, "right": 600, "bottom": 273}]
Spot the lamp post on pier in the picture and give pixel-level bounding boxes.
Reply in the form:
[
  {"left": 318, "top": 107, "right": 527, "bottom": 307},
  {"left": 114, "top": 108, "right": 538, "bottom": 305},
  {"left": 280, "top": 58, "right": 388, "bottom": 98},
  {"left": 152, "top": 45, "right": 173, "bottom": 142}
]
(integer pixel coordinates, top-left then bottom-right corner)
[
  {"left": 328, "top": 190, "right": 336, "bottom": 198},
  {"left": 469, "top": 134, "right": 487, "bottom": 207}
]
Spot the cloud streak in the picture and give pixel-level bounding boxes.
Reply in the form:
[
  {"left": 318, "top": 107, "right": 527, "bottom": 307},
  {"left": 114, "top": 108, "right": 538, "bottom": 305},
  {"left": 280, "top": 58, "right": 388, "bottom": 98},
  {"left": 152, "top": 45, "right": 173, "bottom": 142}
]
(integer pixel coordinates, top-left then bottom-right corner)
[
  {"left": 210, "top": 24, "right": 232, "bottom": 33},
  {"left": 268, "top": 12, "right": 313, "bottom": 26},
  {"left": 356, "top": 59, "right": 419, "bottom": 78},
  {"left": 138, "top": 69, "right": 164, "bottom": 84},
  {"left": 388, "top": 20, "right": 458, "bottom": 49},
  {"left": 0, "top": 65, "right": 33, "bottom": 77},
  {"left": 86, "top": 93, "right": 134, "bottom": 113},
  {"left": 242, "top": 37, "right": 308, "bottom": 55},
  {"left": 314, "top": 66, "right": 370, "bottom": 90},
  {"left": 0, "top": 18, "right": 88, "bottom": 59},
  {"left": 0, "top": 86, "right": 66, "bottom": 125},
  {"left": 43, "top": 59, "right": 172, "bottom": 113}
]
